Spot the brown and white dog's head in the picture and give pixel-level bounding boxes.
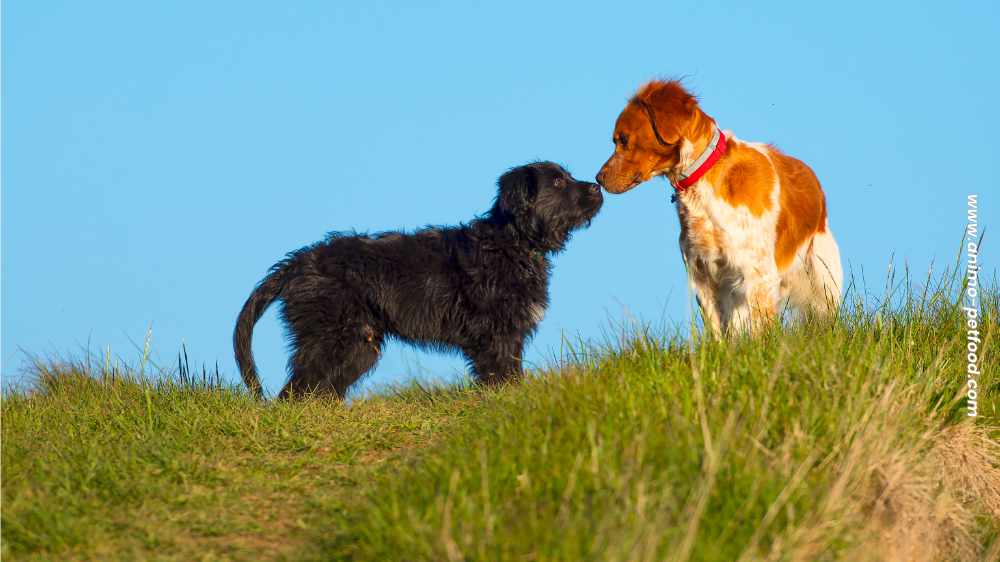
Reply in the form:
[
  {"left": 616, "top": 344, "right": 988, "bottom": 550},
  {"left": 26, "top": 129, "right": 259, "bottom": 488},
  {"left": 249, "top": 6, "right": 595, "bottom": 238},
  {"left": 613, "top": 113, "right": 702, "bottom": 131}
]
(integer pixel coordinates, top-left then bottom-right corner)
[{"left": 596, "top": 80, "right": 715, "bottom": 194}]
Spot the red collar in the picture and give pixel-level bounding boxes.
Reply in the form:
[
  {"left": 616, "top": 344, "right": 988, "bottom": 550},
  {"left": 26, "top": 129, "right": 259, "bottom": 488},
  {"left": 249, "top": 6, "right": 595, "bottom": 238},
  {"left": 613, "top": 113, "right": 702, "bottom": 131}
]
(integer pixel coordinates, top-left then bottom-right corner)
[{"left": 672, "top": 126, "right": 728, "bottom": 193}]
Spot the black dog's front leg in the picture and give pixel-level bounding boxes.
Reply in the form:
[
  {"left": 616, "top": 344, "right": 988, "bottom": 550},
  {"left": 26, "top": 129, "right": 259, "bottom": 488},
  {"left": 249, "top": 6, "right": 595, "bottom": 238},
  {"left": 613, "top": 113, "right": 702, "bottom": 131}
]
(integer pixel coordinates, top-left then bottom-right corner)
[{"left": 466, "top": 336, "right": 524, "bottom": 386}]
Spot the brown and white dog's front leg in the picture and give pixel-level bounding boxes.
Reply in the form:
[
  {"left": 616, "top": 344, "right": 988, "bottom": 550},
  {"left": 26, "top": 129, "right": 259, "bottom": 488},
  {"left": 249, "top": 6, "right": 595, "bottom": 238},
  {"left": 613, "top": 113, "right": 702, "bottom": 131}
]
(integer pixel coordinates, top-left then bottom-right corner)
[
  {"left": 690, "top": 257, "right": 781, "bottom": 337},
  {"left": 688, "top": 272, "right": 723, "bottom": 335},
  {"left": 726, "top": 273, "right": 781, "bottom": 335}
]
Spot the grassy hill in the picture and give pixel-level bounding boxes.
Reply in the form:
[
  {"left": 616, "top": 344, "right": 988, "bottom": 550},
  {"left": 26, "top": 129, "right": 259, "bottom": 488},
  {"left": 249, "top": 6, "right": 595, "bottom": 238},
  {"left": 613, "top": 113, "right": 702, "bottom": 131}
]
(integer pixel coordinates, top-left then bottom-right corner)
[{"left": 3, "top": 282, "right": 999, "bottom": 561}]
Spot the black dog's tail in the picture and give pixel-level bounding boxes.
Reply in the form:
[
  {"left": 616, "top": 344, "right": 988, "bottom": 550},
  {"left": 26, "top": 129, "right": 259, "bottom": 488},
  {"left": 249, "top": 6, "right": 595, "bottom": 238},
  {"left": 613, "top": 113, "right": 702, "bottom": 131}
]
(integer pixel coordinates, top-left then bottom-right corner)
[{"left": 234, "top": 260, "right": 294, "bottom": 399}]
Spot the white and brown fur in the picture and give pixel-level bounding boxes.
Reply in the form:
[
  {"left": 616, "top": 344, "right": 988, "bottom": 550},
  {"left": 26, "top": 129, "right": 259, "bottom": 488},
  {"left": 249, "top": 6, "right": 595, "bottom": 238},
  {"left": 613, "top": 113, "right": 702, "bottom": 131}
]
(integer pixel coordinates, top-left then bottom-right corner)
[{"left": 596, "top": 81, "right": 842, "bottom": 334}]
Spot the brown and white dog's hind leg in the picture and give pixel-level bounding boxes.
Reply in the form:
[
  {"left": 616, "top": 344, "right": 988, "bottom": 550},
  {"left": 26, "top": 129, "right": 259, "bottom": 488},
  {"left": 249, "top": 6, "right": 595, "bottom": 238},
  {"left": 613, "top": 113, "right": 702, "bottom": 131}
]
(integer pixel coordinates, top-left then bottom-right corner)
[
  {"left": 782, "top": 225, "right": 843, "bottom": 319},
  {"left": 806, "top": 226, "right": 843, "bottom": 314}
]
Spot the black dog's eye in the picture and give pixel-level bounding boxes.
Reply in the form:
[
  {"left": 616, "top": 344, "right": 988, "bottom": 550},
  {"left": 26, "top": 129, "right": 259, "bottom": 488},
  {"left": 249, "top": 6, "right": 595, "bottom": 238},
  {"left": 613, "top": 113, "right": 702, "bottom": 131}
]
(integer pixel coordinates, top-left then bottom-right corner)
[
  {"left": 617, "top": 133, "right": 628, "bottom": 148},
  {"left": 552, "top": 177, "right": 565, "bottom": 188}
]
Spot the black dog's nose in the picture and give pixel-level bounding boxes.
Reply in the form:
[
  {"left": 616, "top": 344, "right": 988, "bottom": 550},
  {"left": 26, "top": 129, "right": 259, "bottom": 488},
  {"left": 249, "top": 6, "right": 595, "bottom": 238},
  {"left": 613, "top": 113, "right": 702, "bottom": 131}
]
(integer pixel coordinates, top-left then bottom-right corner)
[{"left": 587, "top": 182, "right": 600, "bottom": 193}]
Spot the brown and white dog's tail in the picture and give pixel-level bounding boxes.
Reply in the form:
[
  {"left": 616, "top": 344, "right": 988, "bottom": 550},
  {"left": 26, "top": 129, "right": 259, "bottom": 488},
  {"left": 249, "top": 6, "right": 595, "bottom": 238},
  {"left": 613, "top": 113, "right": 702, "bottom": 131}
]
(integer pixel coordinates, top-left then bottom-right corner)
[{"left": 233, "top": 260, "right": 294, "bottom": 399}]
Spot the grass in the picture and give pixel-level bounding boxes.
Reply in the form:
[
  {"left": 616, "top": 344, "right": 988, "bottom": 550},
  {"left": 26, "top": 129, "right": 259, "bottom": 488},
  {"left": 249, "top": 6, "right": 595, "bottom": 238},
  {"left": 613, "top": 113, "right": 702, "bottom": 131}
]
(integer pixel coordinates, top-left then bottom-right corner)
[{"left": 3, "top": 276, "right": 999, "bottom": 561}]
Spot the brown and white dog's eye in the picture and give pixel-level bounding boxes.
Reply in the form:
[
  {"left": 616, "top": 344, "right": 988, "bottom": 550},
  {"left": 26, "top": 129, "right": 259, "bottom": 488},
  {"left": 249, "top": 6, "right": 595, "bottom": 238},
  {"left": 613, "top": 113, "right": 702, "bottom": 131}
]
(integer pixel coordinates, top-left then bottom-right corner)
[{"left": 617, "top": 133, "right": 628, "bottom": 149}]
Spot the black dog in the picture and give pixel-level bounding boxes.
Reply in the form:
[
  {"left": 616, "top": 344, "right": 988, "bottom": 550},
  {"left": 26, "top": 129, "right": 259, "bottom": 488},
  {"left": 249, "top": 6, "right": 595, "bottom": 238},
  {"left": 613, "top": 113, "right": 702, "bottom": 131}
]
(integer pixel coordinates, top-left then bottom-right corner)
[{"left": 234, "top": 162, "right": 603, "bottom": 398}]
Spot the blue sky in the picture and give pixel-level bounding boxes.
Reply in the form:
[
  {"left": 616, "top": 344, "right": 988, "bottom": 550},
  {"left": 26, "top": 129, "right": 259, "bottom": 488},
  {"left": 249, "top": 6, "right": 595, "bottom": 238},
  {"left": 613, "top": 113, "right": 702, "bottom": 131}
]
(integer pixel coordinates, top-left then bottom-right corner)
[{"left": 4, "top": 1, "right": 997, "bottom": 396}]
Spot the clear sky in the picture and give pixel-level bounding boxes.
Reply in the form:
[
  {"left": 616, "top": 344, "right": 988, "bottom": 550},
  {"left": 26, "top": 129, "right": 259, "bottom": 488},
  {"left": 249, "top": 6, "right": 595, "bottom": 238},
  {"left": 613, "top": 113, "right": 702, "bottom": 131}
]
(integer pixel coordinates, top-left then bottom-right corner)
[{"left": 4, "top": 1, "right": 997, "bottom": 396}]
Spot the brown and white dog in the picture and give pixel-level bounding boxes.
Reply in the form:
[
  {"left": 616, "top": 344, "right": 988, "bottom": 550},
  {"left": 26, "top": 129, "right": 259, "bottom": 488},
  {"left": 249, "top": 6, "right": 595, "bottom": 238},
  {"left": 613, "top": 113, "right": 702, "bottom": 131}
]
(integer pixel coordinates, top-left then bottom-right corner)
[{"left": 596, "top": 80, "right": 842, "bottom": 335}]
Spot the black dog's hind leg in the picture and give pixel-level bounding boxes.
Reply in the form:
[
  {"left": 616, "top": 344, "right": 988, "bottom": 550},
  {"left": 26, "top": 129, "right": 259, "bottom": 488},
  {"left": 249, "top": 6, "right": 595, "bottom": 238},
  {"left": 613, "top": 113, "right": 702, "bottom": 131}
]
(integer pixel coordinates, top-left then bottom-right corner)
[
  {"left": 280, "top": 326, "right": 383, "bottom": 399},
  {"left": 466, "top": 335, "right": 525, "bottom": 386},
  {"left": 279, "top": 292, "right": 384, "bottom": 399}
]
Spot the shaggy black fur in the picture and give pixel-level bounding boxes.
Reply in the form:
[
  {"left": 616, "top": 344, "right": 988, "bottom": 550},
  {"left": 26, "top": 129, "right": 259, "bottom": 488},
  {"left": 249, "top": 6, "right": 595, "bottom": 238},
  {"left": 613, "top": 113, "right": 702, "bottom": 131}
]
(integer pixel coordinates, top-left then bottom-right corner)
[{"left": 234, "top": 162, "right": 603, "bottom": 399}]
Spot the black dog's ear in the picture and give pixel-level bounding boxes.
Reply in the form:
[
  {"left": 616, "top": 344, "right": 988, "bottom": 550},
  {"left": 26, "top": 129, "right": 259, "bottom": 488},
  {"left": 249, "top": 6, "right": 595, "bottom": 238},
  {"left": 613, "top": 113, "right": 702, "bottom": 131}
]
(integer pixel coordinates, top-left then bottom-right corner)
[{"left": 495, "top": 165, "right": 538, "bottom": 218}]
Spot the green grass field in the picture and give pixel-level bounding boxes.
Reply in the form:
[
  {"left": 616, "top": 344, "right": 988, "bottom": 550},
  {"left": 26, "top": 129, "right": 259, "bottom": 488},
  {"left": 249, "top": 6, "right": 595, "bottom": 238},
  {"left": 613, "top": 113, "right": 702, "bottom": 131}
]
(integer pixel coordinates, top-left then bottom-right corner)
[{"left": 3, "top": 278, "right": 999, "bottom": 561}]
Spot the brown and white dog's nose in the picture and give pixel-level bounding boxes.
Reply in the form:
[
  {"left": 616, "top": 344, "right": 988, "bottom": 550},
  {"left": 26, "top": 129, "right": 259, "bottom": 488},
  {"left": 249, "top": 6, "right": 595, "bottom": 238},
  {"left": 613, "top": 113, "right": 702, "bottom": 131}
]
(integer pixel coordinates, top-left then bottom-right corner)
[{"left": 595, "top": 169, "right": 606, "bottom": 186}]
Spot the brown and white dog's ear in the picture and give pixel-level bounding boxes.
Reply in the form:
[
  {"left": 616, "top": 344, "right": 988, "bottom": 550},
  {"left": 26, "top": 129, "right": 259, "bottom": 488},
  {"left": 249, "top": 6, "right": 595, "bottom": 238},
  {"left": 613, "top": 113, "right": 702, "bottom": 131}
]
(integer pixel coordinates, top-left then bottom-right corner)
[{"left": 633, "top": 81, "right": 699, "bottom": 146}]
